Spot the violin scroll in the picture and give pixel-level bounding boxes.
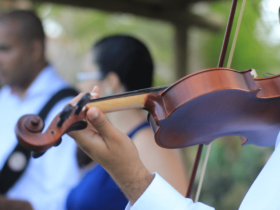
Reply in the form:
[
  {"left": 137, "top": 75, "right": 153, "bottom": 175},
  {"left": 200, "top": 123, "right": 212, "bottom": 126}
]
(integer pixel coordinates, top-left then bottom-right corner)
[
  {"left": 15, "top": 94, "right": 90, "bottom": 156},
  {"left": 16, "top": 114, "right": 46, "bottom": 158},
  {"left": 19, "top": 114, "right": 45, "bottom": 133}
]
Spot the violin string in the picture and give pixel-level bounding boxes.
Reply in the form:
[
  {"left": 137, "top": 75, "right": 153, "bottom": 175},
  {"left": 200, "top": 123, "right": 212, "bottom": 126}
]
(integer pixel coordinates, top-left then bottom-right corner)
[
  {"left": 254, "top": 69, "right": 274, "bottom": 77},
  {"left": 194, "top": 0, "right": 247, "bottom": 203},
  {"left": 88, "top": 84, "right": 169, "bottom": 103}
]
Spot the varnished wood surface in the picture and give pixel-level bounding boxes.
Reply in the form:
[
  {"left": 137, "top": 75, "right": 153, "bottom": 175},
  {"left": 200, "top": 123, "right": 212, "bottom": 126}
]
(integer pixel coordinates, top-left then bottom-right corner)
[
  {"left": 161, "top": 68, "right": 256, "bottom": 117},
  {"left": 148, "top": 68, "right": 280, "bottom": 149},
  {"left": 86, "top": 93, "right": 148, "bottom": 113},
  {"left": 255, "top": 74, "right": 280, "bottom": 98}
]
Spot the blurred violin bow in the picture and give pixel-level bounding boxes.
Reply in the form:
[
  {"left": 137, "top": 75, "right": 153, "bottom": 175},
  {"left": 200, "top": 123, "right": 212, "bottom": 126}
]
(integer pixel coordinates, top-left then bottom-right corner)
[{"left": 279, "top": 6, "right": 280, "bottom": 24}]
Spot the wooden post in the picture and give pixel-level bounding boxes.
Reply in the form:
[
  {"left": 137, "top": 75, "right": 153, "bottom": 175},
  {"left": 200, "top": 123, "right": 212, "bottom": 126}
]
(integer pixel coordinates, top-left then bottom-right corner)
[{"left": 174, "top": 23, "right": 188, "bottom": 79}]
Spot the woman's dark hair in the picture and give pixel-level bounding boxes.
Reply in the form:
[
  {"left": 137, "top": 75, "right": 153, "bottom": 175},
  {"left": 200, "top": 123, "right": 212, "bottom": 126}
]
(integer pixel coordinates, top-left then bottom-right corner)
[{"left": 92, "top": 35, "right": 154, "bottom": 91}]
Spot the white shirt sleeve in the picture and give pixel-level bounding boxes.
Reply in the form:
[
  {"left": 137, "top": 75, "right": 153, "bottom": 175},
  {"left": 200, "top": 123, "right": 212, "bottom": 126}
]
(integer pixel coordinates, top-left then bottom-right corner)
[
  {"left": 239, "top": 133, "right": 280, "bottom": 210},
  {"left": 125, "top": 173, "right": 214, "bottom": 210}
]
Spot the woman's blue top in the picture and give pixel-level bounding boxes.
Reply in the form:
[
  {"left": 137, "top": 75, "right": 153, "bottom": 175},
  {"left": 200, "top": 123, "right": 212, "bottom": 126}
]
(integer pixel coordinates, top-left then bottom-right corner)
[{"left": 66, "top": 122, "right": 150, "bottom": 210}]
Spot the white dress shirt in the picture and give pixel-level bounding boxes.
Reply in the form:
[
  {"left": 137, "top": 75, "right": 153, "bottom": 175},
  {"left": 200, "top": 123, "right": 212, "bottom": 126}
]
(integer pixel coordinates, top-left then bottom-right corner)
[
  {"left": 0, "top": 65, "right": 79, "bottom": 210},
  {"left": 126, "top": 132, "right": 280, "bottom": 210},
  {"left": 125, "top": 173, "right": 214, "bottom": 210}
]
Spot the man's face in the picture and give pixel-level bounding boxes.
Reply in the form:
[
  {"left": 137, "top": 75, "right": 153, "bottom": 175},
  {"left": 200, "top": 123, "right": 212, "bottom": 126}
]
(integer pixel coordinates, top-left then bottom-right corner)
[{"left": 0, "top": 22, "right": 33, "bottom": 88}]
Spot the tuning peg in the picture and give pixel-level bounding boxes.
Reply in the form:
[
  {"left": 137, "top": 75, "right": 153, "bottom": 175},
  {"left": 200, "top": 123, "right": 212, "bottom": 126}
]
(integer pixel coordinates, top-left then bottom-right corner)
[
  {"left": 32, "top": 151, "right": 45, "bottom": 158},
  {"left": 75, "top": 93, "right": 91, "bottom": 115},
  {"left": 57, "top": 104, "right": 74, "bottom": 127}
]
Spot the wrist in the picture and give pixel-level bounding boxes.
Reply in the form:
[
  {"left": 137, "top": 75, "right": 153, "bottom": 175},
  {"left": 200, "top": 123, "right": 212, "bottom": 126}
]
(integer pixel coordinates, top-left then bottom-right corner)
[{"left": 110, "top": 161, "right": 154, "bottom": 204}]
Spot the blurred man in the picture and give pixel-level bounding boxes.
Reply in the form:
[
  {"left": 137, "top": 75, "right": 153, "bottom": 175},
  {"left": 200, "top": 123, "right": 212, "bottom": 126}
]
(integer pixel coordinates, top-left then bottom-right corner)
[{"left": 0, "top": 10, "right": 79, "bottom": 210}]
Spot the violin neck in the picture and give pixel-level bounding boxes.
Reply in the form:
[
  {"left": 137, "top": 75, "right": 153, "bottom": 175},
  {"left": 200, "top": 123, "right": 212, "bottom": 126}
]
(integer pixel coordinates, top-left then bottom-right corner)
[
  {"left": 86, "top": 93, "right": 148, "bottom": 113},
  {"left": 85, "top": 86, "right": 166, "bottom": 113}
]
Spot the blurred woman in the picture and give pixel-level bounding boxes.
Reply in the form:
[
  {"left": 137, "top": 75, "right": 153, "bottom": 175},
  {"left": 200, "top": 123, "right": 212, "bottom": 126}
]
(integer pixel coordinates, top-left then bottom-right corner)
[{"left": 66, "top": 35, "right": 187, "bottom": 210}]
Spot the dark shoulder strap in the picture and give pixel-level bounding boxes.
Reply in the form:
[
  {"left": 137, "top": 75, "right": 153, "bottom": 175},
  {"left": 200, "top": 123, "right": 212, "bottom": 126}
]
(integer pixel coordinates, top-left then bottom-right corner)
[
  {"left": 0, "top": 87, "right": 78, "bottom": 194},
  {"left": 38, "top": 88, "right": 78, "bottom": 120}
]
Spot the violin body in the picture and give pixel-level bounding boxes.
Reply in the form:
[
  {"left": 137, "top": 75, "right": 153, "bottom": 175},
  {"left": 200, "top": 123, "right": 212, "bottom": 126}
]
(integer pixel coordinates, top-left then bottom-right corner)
[
  {"left": 147, "top": 67, "right": 280, "bottom": 148},
  {"left": 15, "top": 67, "right": 280, "bottom": 154}
]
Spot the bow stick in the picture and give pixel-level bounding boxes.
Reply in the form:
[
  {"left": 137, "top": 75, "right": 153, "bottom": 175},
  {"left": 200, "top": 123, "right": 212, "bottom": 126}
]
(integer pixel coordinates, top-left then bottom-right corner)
[
  {"left": 194, "top": 0, "right": 247, "bottom": 202},
  {"left": 186, "top": 0, "right": 239, "bottom": 199}
]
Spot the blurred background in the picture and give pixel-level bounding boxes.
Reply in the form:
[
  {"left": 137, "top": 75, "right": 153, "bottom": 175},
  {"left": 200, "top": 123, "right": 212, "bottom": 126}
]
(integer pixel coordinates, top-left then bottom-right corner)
[{"left": 0, "top": 0, "right": 279, "bottom": 209}]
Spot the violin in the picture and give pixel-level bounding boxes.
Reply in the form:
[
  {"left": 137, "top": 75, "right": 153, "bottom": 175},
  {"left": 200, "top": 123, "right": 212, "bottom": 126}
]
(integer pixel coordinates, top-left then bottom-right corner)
[{"left": 16, "top": 66, "right": 280, "bottom": 152}]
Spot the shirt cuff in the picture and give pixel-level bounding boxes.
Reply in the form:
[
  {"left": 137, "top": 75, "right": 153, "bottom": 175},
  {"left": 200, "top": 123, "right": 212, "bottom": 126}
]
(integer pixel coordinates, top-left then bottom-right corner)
[{"left": 125, "top": 173, "right": 214, "bottom": 210}]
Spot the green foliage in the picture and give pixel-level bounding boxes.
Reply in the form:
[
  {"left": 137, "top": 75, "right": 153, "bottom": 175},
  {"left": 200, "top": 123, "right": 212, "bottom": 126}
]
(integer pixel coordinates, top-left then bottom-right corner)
[
  {"left": 204, "top": 0, "right": 280, "bottom": 73},
  {"left": 36, "top": 4, "right": 174, "bottom": 85},
  {"left": 197, "top": 138, "right": 272, "bottom": 210}
]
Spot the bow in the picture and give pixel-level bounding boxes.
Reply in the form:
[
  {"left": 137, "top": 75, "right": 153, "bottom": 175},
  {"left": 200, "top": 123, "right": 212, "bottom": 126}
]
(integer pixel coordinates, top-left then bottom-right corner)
[{"left": 186, "top": 0, "right": 241, "bottom": 199}]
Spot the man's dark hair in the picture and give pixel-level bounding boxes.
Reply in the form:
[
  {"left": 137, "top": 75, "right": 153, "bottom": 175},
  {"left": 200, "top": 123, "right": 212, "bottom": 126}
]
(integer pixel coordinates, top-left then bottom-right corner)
[
  {"left": 0, "top": 10, "right": 45, "bottom": 45},
  {"left": 93, "top": 35, "right": 154, "bottom": 91}
]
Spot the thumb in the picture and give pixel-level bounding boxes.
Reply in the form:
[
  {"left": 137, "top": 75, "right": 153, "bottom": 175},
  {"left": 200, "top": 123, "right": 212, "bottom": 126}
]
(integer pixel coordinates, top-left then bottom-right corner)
[{"left": 87, "top": 106, "right": 117, "bottom": 139}]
